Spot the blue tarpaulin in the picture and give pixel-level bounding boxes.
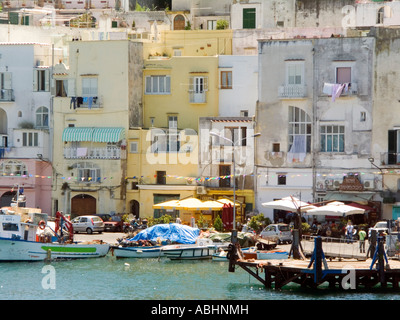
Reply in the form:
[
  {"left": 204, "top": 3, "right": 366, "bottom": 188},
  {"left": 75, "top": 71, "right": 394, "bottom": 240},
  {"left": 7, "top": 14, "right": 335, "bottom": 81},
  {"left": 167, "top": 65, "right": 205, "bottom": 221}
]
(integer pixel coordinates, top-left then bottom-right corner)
[{"left": 130, "top": 223, "right": 200, "bottom": 244}]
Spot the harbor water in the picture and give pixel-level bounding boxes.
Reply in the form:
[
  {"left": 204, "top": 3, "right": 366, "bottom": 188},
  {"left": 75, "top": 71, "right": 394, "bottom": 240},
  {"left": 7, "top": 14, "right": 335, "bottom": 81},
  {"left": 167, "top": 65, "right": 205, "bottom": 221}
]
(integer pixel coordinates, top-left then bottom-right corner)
[{"left": 2, "top": 255, "right": 400, "bottom": 300}]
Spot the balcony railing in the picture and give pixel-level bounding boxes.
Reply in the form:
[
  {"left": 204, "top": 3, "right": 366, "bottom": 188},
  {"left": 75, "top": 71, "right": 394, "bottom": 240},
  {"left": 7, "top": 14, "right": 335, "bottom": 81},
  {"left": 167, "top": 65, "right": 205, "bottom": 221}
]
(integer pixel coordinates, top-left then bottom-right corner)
[
  {"left": 0, "top": 89, "right": 14, "bottom": 102},
  {"left": 64, "top": 146, "right": 121, "bottom": 159},
  {"left": 278, "top": 85, "right": 307, "bottom": 98}
]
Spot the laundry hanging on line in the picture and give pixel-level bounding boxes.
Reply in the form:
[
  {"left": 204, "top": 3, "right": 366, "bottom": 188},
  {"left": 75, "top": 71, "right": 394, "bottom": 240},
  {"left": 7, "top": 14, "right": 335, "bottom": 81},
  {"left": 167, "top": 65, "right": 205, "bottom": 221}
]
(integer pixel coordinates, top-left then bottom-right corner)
[{"left": 323, "top": 83, "right": 350, "bottom": 102}]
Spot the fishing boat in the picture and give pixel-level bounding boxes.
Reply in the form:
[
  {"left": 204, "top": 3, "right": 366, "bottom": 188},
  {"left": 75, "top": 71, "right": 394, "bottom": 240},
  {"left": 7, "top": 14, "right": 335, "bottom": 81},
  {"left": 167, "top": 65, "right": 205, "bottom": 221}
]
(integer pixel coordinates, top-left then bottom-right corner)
[
  {"left": 111, "top": 245, "right": 164, "bottom": 258},
  {"left": 162, "top": 238, "right": 229, "bottom": 260},
  {"left": 0, "top": 199, "right": 109, "bottom": 261}
]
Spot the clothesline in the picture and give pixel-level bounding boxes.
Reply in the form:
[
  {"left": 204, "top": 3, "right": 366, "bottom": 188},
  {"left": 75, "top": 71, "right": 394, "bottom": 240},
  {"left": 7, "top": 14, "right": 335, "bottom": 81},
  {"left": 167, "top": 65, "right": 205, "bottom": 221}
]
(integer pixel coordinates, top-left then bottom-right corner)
[{"left": 323, "top": 82, "right": 351, "bottom": 102}]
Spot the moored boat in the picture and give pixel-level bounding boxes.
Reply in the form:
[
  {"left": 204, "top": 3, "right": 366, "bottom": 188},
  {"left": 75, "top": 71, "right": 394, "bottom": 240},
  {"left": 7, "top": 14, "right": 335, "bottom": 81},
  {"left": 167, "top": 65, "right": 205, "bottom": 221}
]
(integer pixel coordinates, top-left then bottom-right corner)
[
  {"left": 0, "top": 207, "right": 109, "bottom": 261},
  {"left": 242, "top": 247, "right": 289, "bottom": 260},
  {"left": 162, "top": 238, "right": 229, "bottom": 260},
  {"left": 111, "top": 245, "right": 163, "bottom": 258}
]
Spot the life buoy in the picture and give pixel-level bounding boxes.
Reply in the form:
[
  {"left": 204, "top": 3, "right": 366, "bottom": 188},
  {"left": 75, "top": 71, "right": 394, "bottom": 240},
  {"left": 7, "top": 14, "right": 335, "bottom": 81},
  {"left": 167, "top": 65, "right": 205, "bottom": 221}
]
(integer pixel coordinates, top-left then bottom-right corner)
[{"left": 38, "top": 220, "right": 46, "bottom": 230}]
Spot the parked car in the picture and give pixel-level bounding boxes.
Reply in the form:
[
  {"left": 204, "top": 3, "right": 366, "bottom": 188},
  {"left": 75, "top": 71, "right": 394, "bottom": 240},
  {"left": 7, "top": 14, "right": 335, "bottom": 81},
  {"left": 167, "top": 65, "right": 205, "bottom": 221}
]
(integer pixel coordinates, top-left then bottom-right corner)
[
  {"left": 71, "top": 215, "right": 104, "bottom": 234},
  {"left": 94, "top": 214, "right": 125, "bottom": 232},
  {"left": 368, "top": 221, "right": 392, "bottom": 238},
  {"left": 260, "top": 223, "right": 292, "bottom": 244}
]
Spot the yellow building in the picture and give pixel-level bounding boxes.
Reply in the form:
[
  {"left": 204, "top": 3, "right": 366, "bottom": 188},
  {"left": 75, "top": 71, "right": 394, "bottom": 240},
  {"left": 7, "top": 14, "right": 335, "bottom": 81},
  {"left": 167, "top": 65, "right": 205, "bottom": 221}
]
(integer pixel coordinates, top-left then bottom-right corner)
[
  {"left": 126, "top": 54, "right": 220, "bottom": 222},
  {"left": 143, "top": 29, "right": 233, "bottom": 59},
  {"left": 52, "top": 40, "right": 143, "bottom": 217}
]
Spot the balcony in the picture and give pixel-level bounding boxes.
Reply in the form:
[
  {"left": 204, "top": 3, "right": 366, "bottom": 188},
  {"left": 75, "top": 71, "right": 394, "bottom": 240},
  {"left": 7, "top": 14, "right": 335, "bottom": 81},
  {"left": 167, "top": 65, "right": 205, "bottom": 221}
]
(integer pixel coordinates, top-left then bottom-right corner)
[
  {"left": 64, "top": 146, "right": 121, "bottom": 159},
  {"left": 0, "top": 89, "right": 14, "bottom": 102},
  {"left": 278, "top": 85, "right": 307, "bottom": 98}
]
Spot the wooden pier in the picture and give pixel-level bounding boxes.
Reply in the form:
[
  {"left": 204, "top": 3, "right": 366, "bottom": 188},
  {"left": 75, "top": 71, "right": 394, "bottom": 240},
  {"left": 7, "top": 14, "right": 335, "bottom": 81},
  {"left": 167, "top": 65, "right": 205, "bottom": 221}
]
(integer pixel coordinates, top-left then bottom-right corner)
[{"left": 228, "top": 236, "right": 400, "bottom": 290}]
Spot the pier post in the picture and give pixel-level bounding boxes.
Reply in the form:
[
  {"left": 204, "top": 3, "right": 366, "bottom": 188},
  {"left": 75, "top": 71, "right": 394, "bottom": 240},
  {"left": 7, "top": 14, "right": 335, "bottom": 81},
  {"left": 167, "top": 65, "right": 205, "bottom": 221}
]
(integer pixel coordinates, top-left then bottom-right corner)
[{"left": 368, "top": 230, "right": 377, "bottom": 259}]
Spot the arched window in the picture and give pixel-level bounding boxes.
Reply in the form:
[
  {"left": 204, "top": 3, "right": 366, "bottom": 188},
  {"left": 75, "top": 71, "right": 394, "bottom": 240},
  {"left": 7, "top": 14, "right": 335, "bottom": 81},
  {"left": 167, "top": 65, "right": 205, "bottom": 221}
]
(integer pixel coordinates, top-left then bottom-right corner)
[
  {"left": 36, "top": 106, "right": 49, "bottom": 128},
  {"left": 0, "top": 160, "right": 28, "bottom": 176}
]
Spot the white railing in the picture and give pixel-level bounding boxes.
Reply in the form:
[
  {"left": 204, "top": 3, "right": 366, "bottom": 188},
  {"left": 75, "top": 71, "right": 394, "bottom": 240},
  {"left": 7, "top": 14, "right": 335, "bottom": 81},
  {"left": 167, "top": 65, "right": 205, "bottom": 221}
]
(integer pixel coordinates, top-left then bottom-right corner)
[
  {"left": 301, "top": 235, "right": 367, "bottom": 260},
  {"left": 278, "top": 85, "right": 307, "bottom": 98},
  {"left": 64, "top": 146, "right": 121, "bottom": 159}
]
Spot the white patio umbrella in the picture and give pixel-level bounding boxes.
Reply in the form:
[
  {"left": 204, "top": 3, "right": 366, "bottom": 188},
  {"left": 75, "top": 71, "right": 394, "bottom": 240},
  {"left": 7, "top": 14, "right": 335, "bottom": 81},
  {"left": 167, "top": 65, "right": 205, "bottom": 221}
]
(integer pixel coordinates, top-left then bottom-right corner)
[
  {"left": 261, "top": 196, "right": 316, "bottom": 213},
  {"left": 306, "top": 201, "right": 365, "bottom": 217}
]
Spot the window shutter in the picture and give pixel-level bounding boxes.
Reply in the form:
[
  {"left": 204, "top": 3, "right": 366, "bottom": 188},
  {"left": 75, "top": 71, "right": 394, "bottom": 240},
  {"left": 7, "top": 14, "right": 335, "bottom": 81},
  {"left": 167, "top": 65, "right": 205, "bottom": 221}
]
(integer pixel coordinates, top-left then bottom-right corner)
[
  {"left": 3, "top": 72, "right": 12, "bottom": 90},
  {"left": 203, "top": 77, "right": 208, "bottom": 91},
  {"left": 189, "top": 76, "right": 194, "bottom": 92},
  {"left": 33, "top": 69, "right": 38, "bottom": 92},
  {"left": 45, "top": 69, "right": 50, "bottom": 91}
]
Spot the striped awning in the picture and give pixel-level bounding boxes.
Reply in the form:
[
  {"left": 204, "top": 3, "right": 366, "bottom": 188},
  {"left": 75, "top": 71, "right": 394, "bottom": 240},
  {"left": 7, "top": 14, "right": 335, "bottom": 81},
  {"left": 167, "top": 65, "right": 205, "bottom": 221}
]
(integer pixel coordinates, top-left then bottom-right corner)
[
  {"left": 93, "top": 127, "right": 125, "bottom": 143},
  {"left": 62, "top": 127, "right": 94, "bottom": 142},
  {"left": 62, "top": 127, "right": 125, "bottom": 143}
]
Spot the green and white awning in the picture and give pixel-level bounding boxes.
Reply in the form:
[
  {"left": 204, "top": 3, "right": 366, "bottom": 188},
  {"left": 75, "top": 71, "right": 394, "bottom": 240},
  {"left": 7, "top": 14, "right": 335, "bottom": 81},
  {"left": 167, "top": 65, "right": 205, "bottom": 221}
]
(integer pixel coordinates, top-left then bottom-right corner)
[{"left": 62, "top": 127, "right": 125, "bottom": 143}]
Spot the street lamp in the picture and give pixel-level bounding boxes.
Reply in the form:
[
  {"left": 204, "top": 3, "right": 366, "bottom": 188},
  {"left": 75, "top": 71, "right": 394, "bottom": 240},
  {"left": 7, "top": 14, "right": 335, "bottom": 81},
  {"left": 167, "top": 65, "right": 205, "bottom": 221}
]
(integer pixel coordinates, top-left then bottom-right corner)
[
  {"left": 209, "top": 131, "right": 261, "bottom": 235},
  {"left": 368, "top": 157, "right": 384, "bottom": 190}
]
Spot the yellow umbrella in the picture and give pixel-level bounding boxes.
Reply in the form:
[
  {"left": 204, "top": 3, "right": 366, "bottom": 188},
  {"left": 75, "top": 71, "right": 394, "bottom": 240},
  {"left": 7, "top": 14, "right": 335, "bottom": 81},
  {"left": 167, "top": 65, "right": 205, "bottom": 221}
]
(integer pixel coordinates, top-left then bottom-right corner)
[
  {"left": 176, "top": 197, "right": 208, "bottom": 210},
  {"left": 152, "top": 199, "right": 180, "bottom": 210},
  {"left": 215, "top": 198, "right": 241, "bottom": 207}
]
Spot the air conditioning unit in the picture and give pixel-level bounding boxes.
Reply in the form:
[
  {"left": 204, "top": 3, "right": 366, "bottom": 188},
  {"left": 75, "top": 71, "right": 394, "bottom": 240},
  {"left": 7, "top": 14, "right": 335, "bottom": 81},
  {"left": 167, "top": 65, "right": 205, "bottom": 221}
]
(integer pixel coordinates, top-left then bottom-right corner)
[
  {"left": 363, "top": 179, "right": 375, "bottom": 190},
  {"left": 196, "top": 186, "right": 207, "bottom": 195},
  {"left": 333, "top": 179, "right": 342, "bottom": 189}
]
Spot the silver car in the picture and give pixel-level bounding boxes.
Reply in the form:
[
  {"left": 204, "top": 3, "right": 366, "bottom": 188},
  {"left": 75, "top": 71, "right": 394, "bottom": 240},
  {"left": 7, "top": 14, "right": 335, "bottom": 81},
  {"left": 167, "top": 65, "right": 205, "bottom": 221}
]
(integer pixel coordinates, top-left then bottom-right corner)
[
  {"left": 260, "top": 224, "right": 292, "bottom": 244},
  {"left": 71, "top": 215, "right": 104, "bottom": 234}
]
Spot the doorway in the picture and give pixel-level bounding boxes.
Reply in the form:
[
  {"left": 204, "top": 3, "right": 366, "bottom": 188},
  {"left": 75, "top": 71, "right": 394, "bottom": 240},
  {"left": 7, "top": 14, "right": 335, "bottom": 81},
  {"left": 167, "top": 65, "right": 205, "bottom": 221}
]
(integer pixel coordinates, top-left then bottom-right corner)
[{"left": 71, "top": 194, "right": 96, "bottom": 217}]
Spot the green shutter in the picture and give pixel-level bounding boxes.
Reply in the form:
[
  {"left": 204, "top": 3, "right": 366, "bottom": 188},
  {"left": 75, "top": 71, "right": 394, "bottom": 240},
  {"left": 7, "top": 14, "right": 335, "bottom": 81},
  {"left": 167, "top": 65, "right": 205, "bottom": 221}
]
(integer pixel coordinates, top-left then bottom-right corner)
[{"left": 243, "top": 8, "right": 256, "bottom": 29}]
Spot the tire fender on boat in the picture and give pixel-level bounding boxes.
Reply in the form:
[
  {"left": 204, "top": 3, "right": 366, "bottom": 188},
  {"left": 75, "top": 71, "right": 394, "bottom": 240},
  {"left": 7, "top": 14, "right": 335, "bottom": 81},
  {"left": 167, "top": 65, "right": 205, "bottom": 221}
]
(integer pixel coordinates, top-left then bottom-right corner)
[{"left": 38, "top": 220, "right": 46, "bottom": 230}]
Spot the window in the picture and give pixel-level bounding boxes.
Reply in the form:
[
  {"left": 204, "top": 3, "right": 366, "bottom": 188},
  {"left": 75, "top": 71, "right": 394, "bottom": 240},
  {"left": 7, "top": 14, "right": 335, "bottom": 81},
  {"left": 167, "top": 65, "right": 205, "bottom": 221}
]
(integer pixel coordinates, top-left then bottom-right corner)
[
  {"left": 287, "top": 63, "right": 303, "bottom": 85},
  {"left": 145, "top": 75, "right": 171, "bottom": 94},
  {"left": 2, "top": 223, "right": 18, "bottom": 231},
  {"left": 207, "top": 20, "right": 217, "bottom": 30},
  {"left": 0, "top": 160, "right": 27, "bottom": 176},
  {"left": 278, "top": 174, "right": 286, "bottom": 185},
  {"left": 243, "top": 8, "right": 256, "bottom": 29},
  {"left": 156, "top": 170, "right": 166, "bottom": 185},
  {"left": 168, "top": 116, "right": 178, "bottom": 129},
  {"left": 223, "top": 127, "right": 247, "bottom": 146},
  {"left": 320, "top": 125, "right": 345, "bottom": 152},
  {"left": 33, "top": 69, "right": 49, "bottom": 92},
  {"left": 189, "top": 76, "right": 208, "bottom": 103},
  {"left": 288, "top": 106, "right": 311, "bottom": 153},
  {"left": 273, "top": 143, "right": 280, "bottom": 152},
  {"left": 55, "top": 79, "right": 68, "bottom": 97},
  {"left": 76, "top": 162, "right": 101, "bottom": 182},
  {"left": 221, "top": 71, "right": 232, "bottom": 89},
  {"left": 22, "top": 132, "right": 38, "bottom": 147},
  {"left": 130, "top": 141, "right": 138, "bottom": 153},
  {"left": 36, "top": 106, "right": 49, "bottom": 128},
  {"left": 82, "top": 77, "right": 98, "bottom": 96},
  {"left": 0, "top": 72, "right": 12, "bottom": 100},
  {"left": 336, "top": 67, "right": 351, "bottom": 84},
  {"left": 240, "top": 110, "right": 248, "bottom": 117}
]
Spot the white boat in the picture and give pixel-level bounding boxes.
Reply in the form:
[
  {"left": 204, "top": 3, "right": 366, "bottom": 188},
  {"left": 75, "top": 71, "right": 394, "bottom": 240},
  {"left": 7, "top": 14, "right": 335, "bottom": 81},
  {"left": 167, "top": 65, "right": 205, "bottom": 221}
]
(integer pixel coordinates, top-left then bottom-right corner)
[
  {"left": 0, "top": 207, "right": 110, "bottom": 261},
  {"left": 212, "top": 250, "right": 228, "bottom": 261},
  {"left": 111, "top": 245, "right": 164, "bottom": 258},
  {"left": 162, "top": 238, "right": 229, "bottom": 260}
]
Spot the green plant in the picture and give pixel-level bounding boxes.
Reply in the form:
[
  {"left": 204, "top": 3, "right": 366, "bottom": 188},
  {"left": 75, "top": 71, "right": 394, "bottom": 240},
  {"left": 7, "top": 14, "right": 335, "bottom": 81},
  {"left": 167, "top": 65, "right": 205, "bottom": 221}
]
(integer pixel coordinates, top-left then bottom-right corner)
[
  {"left": 184, "top": 21, "right": 191, "bottom": 30},
  {"left": 213, "top": 215, "right": 223, "bottom": 232},
  {"left": 216, "top": 19, "right": 229, "bottom": 30},
  {"left": 147, "top": 214, "right": 174, "bottom": 227},
  {"left": 302, "top": 222, "right": 310, "bottom": 234},
  {"left": 248, "top": 213, "right": 271, "bottom": 233}
]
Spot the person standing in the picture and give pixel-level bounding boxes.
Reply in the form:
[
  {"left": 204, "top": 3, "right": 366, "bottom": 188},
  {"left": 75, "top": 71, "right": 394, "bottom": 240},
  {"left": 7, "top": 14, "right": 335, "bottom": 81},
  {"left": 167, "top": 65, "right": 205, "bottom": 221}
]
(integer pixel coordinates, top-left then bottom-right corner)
[
  {"left": 346, "top": 221, "right": 354, "bottom": 244},
  {"left": 358, "top": 228, "right": 367, "bottom": 253}
]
